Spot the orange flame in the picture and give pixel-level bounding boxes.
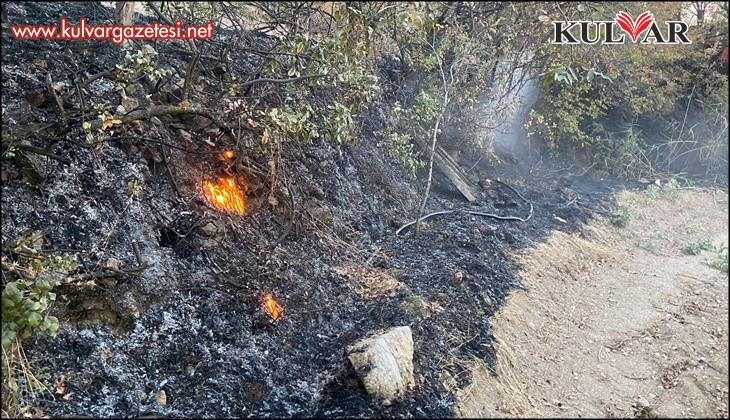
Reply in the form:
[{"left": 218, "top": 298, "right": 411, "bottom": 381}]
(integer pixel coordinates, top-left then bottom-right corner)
[
  {"left": 262, "top": 294, "right": 284, "bottom": 321},
  {"left": 203, "top": 177, "right": 245, "bottom": 215},
  {"left": 221, "top": 151, "right": 235, "bottom": 160}
]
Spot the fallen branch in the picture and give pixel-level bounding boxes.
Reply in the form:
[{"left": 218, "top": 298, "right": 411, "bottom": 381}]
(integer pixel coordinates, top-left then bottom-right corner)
[
  {"left": 159, "top": 142, "right": 184, "bottom": 203},
  {"left": 85, "top": 104, "right": 252, "bottom": 142},
  {"left": 115, "top": 135, "right": 216, "bottom": 154},
  {"left": 240, "top": 73, "right": 326, "bottom": 88},
  {"left": 267, "top": 176, "right": 296, "bottom": 251},
  {"left": 132, "top": 241, "right": 144, "bottom": 266},
  {"left": 0, "top": 103, "right": 212, "bottom": 154},
  {"left": 60, "top": 68, "right": 116, "bottom": 103},
  {"left": 45, "top": 74, "right": 64, "bottom": 112},
  {"left": 1, "top": 259, "right": 150, "bottom": 284},
  {"left": 12, "top": 142, "right": 69, "bottom": 164},
  {"left": 64, "top": 262, "right": 151, "bottom": 283}
]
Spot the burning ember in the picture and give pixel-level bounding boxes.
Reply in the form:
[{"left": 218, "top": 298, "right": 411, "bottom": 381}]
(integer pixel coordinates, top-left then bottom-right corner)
[
  {"left": 203, "top": 177, "right": 245, "bottom": 215},
  {"left": 261, "top": 294, "right": 284, "bottom": 321},
  {"left": 221, "top": 151, "right": 236, "bottom": 160}
]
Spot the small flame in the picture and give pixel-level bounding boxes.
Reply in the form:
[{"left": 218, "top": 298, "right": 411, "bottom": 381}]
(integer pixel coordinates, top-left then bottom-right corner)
[
  {"left": 203, "top": 177, "right": 245, "bottom": 214},
  {"left": 222, "top": 151, "right": 235, "bottom": 160},
  {"left": 262, "top": 294, "right": 284, "bottom": 321}
]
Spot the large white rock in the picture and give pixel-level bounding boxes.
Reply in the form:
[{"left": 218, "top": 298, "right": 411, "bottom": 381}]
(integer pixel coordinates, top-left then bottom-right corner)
[{"left": 346, "top": 326, "right": 414, "bottom": 402}]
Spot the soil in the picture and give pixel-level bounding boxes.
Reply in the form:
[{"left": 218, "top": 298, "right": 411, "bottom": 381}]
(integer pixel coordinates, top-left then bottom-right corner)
[{"left": 456, "top": 188, "right": 729, "bottom": 418}]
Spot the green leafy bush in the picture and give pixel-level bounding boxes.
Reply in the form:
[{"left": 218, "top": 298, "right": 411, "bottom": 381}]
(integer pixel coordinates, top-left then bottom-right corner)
[
  {"left": 527, "top": 3, "right": 728, "bottom": 183},
  {"left": 115, "top": 45, "right": 168, "bottom": 91},
  {"left": 644, "top": 184, "right": 661, "bottom": 199},
  {"left": 681, "top": 242, "right": 701, "bottom": 255},
  {"left": 681, "top": 238, "right": 715, "bottom": 255},
  {"left": 611, "top": 199, "right": 637, "bottom": 228},
  {"left": 3, "top": 231, "right": 67, "bottom": 350},
  {"left": 708, "top": 245, "right": 728, "bottom": 272},
  {"left": 697, "top": 238, "right": 716, "bottom": 252},
  {"left": 636, "top": 231, "right": 669, "bottom": 255},
  {"left": 2, "top": 278, "right": 59, "bottom": 350}
]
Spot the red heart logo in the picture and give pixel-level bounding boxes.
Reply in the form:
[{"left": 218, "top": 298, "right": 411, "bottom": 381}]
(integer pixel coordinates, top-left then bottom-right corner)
[{"left": 615, "top": 11, "right": 654, "bottom": 42}]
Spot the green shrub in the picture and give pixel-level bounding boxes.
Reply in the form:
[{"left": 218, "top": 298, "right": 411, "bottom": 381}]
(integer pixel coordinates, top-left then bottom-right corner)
[
  {"left": 644, "top": 184, "right": 661, "bottom": 199},
  {"left": 2, "top": 278, "right": 59, "bottom": 350},
  {"left": 681, "top": 242, "right": 702, "bottom": 255},
  {"left": 3, "top": 232, "right": 67, "bottom": 350},
  {"left": 708, "top": 245, "right": 728, "bottom": 272},
  {"left": 611, "top": 199, "right": 637, "bottom": 228},
  {"left": 681, "top": 238, "right": 715, "bottom": 255},
  {"left": 636, "top": 231, "right": 669, "bottom": 255},
  {"left": 697, "top": 238, "right": 715, "bottom": 252}
]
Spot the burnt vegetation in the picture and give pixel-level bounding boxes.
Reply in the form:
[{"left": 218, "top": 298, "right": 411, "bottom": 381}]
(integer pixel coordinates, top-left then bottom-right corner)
[{"left": 1, "top": 1, "right": 727, "bottom": 418}]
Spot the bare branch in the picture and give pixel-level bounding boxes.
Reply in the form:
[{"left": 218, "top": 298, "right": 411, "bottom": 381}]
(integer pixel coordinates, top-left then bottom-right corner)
[
  {"left": 86, "top": 104, "right": 251, "bottom": 142},
  {"left": 240, "top": 73, "right": 326, "bottom": 88}
]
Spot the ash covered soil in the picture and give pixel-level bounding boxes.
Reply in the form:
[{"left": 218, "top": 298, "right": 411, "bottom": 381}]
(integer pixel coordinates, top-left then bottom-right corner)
[{"left": 2, "top": 2, "right": 623, "bottom": 418}]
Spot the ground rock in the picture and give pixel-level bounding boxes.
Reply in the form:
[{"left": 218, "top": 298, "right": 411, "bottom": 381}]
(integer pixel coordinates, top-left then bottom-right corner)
[
  {"left": 346, "top": 326, "right": 414, "bottom": 402},
  {"left": 303, "top": 197, "right": 333, "bottom": 225},
  {"left": 13, "top": 146, "right": 47, "bottom": 185}
]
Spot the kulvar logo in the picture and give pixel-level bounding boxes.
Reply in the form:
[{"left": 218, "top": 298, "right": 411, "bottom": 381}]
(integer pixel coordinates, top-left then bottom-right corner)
[{"left": 552, "top": 11, "right": 691, "bottom": 45}]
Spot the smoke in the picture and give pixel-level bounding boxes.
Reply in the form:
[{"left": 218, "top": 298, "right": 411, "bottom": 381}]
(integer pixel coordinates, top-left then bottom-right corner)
[{"left": 477, "top": 72, "right": 573, "bottom": 178}]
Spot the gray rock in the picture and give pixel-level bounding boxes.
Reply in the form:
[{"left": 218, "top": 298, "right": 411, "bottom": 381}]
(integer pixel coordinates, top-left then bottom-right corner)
[
  {"left": 303, "top": 198, "right": 333, "bottom": 225},
  {"left": 347, "top": 326, "right": 414, "bottom": 402},
  {"left": 199, "top": 222, "right": 220, "bottom": 237},
  {"left": 177, "top": 129, "right": 192, "bottom": 144},
  {"left": 636, "top": 395, "right": 651, "bottom": 409},
  {"left": 13, "top": 146, "right": 47, "bottom": 185},
  {"left": 122, "top": 97, "right": 140, "bottom": 111},
  {"left": 452, "top": 270, "right": 464, "bottom": 286}
]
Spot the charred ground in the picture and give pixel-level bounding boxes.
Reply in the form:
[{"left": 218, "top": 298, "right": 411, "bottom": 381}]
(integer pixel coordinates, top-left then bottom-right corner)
[{"left": 2, "top": 2, "right": 623, "bottom": 418}]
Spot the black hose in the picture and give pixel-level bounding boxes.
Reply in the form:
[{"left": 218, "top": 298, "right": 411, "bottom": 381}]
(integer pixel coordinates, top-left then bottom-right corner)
[{"left": 395, "top": 180, "right": 533, "bottom": 236}]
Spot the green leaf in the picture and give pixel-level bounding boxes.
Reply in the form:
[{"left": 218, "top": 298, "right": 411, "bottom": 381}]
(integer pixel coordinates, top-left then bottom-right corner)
[
  {"left": 3, "top": 282, "right": 22, "bottom": 301},
  {"left": 41, "top": 316, "right": 59, "bottom": 335},
  {"left": 2, "top": 297, "right": 15, "bottom": 309},
  {"left": 36, "top": 278, "right": 52, "bottom": 292},
  {"left": 28, "top": 311, "right": 43, "bottom": 327},
  {"left": 24, "top": 300, "right": 42, "bottom": 312},
  {"left": 568, "top": 67, "right": 577, "bottom": 82},
  {"left": 6, "top": 377, "right": 18, "bottom": 393},
  {"left": 2, "top": 330, "right": 17, "bottom": 350},
  {"left": 543, "top": 73, "right": 554, "bottom": 88},
  {"left": 587, "top": 69, "right": 595, "bottom": 82}
]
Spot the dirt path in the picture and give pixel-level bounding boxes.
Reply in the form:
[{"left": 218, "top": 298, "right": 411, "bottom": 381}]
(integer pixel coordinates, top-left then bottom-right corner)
[{"left": 456, "top": 188, "right": 729, "bottom": 418}]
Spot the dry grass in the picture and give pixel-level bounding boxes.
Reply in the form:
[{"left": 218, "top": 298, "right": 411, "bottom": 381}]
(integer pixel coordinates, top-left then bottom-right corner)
[
  {"left": 456, "top": 229, "right": 616, "bottom": 417},
  {"left": 1, "top": 341, "right": 51, "bottom": 419},
  {"left": 460, "top": 341, "right": 539, "bottom": 417},
  {"left": 333, "top": 264, "right": 404, "bottom": 300}
]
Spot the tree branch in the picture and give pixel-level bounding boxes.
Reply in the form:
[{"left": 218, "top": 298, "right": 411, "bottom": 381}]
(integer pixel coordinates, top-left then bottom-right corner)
[
  {"left": 414, "top": 52, "right": 450, "bottom": 238},
  {"left": 240, "top": 73, "right": 326, "bottom": 88},
  {"left": 147, "top": 2, "right": 200, "bottom": 102},
  {"left": 86, "top": 104, "right": 251, "bottom": 142}
]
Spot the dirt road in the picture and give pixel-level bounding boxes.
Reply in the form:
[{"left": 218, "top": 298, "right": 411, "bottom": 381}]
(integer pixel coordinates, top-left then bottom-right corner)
[{"left": 456, "top": 188, "right": 729, "bottom": 418}]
